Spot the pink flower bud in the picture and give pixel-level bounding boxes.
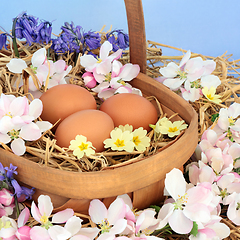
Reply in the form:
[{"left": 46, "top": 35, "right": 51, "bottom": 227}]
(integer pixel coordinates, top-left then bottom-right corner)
[
  {"left": 82, "top": 72, "right": 97, "bottom": 88},
  {"left": 0, "top": 188, "right": 14, "bottom": 206}
]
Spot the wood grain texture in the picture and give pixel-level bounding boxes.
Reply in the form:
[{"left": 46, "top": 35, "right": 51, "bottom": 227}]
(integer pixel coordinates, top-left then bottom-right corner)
[{"left": 124, "top": 0, "right": 146, "bottom": 73}]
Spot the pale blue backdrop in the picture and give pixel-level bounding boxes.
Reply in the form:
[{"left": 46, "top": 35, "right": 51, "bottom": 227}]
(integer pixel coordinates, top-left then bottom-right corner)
[{"left": 1, "top": 0, "right": 240, "bottom": 59}]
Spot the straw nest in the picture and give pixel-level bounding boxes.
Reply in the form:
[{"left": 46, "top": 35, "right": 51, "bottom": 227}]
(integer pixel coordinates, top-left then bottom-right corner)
[{"left": 1, "top": 28, "right": 240, "bottom": 238}]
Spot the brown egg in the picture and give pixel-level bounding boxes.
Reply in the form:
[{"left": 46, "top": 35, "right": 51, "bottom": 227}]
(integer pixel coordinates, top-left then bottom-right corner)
[
  {"left": 55, "top": 110, "right": 114, "bottom": 152},
  {"left": 99, "top": 93, "right": 158, "bottom": 131},
  {"left": 40, "top": 84, "right": 97, "bottom": 129}
]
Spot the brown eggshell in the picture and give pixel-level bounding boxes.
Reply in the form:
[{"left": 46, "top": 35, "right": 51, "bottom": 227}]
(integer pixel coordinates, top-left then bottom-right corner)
[
  {"left": 55, "top": 110, "right": 114, "bottom": 152},
  {"left": 40, "top": 84, "right": 97, "bottom": 129},
  {"left": 99, "top": 93, "right": 158, "bottom": 131}
]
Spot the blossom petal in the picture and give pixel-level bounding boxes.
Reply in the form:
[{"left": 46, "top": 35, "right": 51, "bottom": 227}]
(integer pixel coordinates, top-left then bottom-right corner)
[
  {"left": 11, "top": 138, "right": 26, "bottom": 156},
  {"left": 118, "top": 63, "right": 140, "bottom": 81},
  {"left": 32, "top": 48, "right": 46, "bottom": 68},
  {"left": 52, "top": 208, "right": 74, "bottom": 224},
  {"left": 30, "top": 226, "right": 51, "bottom": 240},
  {"left": 29, "top": 99, "right": 43, "bottom": 119},
  {"left": 64, "top": 216, "right": 82, "bottom": 236},
  {"left": 168, "top": 209, "right": 193, "bottom": 234},
  {"left": 38, "top": 195, "right": 53, "bottom": 217},
  {"left": 19, "top": 122, "right": 41, "bottom": 141},
  {"left": 7, "top": 58, "right": 27, "bottom": 73},
  {"left": 108, "top": 198, "right": 126, "bottom": 225},
  {"left": 89, "top": 199, "right": 107, "bottom": 224},
  {"left": 164, "top": 168, "right": 186, "bottom": 201},
  {"left": 17, "top": 207, "right": 30, "bottom": 227},
  {"left": 99, "top": 41, "right": 112, "bottom": 60},
  {"left": 48, "top": 225, "right": 71, "bottom": 240}
]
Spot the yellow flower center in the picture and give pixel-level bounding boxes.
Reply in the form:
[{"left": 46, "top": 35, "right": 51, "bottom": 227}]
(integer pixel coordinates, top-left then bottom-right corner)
[
  {"left": 206, "top": 93, "right": 214, "bottom": 100},
  {"left": 40, "top": 214, "right": 49, "bottom": 225},
  {"left": 5, "top": 112, "right": 12, "bottom": 118},
  {"left": 96, "top": 57, "right": 102, "bottom": 63},
  {"left": 133, "top": 136, "right": 141, "bottom": 146},
  {"left": 176, "top": 70, "right": 187, "bottom": 80},
  {"left": 114, "top": 139, "right": 125, "bottom": 147},
  {"left": 168, "top": 127, "right": 179, "bottom": 133},
  {"left": 105, "top": 73, "right": 112, "bottom": 82},
  {"left": 79, "top": 142, "right": 88, "bottom": 151},
  {"left": 228, "top": 117, "right": 235, "bottom": 125}
]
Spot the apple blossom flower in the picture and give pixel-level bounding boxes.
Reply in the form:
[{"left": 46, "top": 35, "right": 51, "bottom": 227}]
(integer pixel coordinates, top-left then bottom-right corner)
[
  {"left": 157, "top": 168, "right": 215, "bottom": 235},
  {"left": 189, "top": 215, "right": 230, "bottom": 240},
  {"left": 159, "top": 50, "right": 215, "bottom": 91},
  {"left": 80, "top": 41, "right": 122, "bottom": 73},
  {"left": 180, "top": 80, "right": 202, "bottom": 102},
  {"left": 202, "top": 86, "right": 222, "bottom": 104},
  {"left": 7, "top": 48, "right": 72, "bottom": 98},
  {"left": 103, "top": 128, "right": 135, "bottom": 152},
  {"left": 69, "top": 135, "right": 96, "bottom": 159},
  {"left": 0, "top": 215, "right": 18, "bottom": 239},
  {"left": 0, "top": 94, "right": 52, "bottom": 155},
  {"left": 89, "top": 198, "right": 127, "bottom": 237},
  {"left": 30, "top": 195, "right": 76, "bottom": 239},
  {"left": 225, "top": 192, "right": 240, "bottom": 225},
  {"left": 157, "top": 119, "right": 188, "bottom": 138}
]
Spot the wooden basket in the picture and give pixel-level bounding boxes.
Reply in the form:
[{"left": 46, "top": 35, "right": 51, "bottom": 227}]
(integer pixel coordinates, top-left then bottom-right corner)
[{"left": 0, "top": 0, "right": 198, "bottom": 214}]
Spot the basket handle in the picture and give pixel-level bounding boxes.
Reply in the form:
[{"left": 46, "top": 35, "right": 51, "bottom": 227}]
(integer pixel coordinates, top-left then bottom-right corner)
[{"left": 124, "top": 0, "right": 146, "bottom": 74}]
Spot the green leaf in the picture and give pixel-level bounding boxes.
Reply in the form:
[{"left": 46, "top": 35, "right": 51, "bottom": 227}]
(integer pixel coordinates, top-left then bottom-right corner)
[
  {"left": 149, "top": 205, "right": 161, "bottom": 213},
  {"left": 211, "top": 113, "right": 219, "bottom": 123},
  {"left": 190, "top": 221, "right": 198, "bottom": 237}
]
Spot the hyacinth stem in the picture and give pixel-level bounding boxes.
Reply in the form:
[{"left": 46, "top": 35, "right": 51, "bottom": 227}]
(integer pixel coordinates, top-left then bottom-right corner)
[
  {"left": 14, "top": 195, "right": 20, "bottom": 218},
  {"left": 12, "top": 17, "right": 19, "bottom": 58}
]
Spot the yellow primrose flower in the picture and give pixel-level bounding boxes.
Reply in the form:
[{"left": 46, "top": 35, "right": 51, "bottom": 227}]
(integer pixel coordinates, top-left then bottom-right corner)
[
  {"left": 151, "top": 117, "right": 171, "bottom": 134},
  {"left": 132, "top": 127, "right": 150, "bottom": 151},
  {"left": 202, "top": 86, "right": 222, "bottom": 104},
  {"left": 158, "top": 120, "right": 188, "bottom": 138},
  {"left": 69, "top": 135, "right": 95, "bottom": 159},
  {"left": 104, "top": 128, "right": 135, "bottom": 152},
  {"left": 117, "top": 124, "right": 133, "bottom": 132}
]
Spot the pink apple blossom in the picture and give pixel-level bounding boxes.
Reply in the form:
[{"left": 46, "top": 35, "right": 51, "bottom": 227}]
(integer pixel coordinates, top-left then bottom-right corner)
[{"left": 89, "top": 198, "right": 127, "bottom": 238}]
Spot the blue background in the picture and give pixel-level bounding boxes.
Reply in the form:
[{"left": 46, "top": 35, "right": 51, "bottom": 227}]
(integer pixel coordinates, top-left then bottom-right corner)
[{"left": 1, "top": 0, "right": 240, "bottom": 59}]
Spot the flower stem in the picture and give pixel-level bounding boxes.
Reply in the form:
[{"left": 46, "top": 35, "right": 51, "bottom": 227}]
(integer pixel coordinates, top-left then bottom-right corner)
[
  {"left": 14, "top": 194, "right": 20, "bottom": 218},
  {"left": 12, "top": 17, "right": 19, "bottom": 58}
]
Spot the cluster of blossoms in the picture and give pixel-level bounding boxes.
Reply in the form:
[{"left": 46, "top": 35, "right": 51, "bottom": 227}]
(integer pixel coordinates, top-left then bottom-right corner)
[
  {"left": 13, "top": 12, "right": 52, "bottom": 45},
  {"left": 80, "top": 41, "right": 141, "bottom": 100},
  {"left": 0, "top": 163, "right": 34, "bottom": 218},
  {"left": 157, "top": 50, "right": 222, "bottom": 103},
  {"left": 51, "top": 21, "right": 102, "bottom": 55},
  {"left": 0, "top": 12, "right": 130, "bottom": 59},
  {"left": 150, "top": 116, "right": 188, "bottom": 138},
  {"left": 7, "top": 47, "right": 72, "bottom": 98},
  {"left": 106, "top": 30, "right": 129, "bottom": 52},
  {"left": 104, "top": 124, "right": 151, "bottom": 152},
  {"left": 154, "top": 103, "right": 240, "bottom": 239},
  {"left": 0, "top": 193, "right": 165, "bottom": 240},
  {"left": 68, "top": 124, "right": 151, "bottom": 160},
  {"left": 0, "top": 93, "right": 52, "bottom": 155}
]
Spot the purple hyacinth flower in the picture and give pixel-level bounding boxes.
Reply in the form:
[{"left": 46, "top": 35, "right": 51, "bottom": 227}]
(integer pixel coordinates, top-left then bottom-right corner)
[
  {"left": 21, "top": 186, "right": 35, "bottom": 200},
  {"left": 0, "top": 162, "right": 6, "bottom": 181},
  {"left": 11, "top": 179, "right": 23, "bottom": 198},
  {"left": 21, "top": 18, "right": 33, "bottom": 35},
  {"left": 22, "top": 29, "right": 34, "bottom": 45},
  {"left": 106, "top": 29, "right": 129, "bottom": 52},
  {"left": 5, "top": 163, "right": 18, "bottom": 179},
  {"left": 0, "top": 34, "right": 7, "bottom": 50}
]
